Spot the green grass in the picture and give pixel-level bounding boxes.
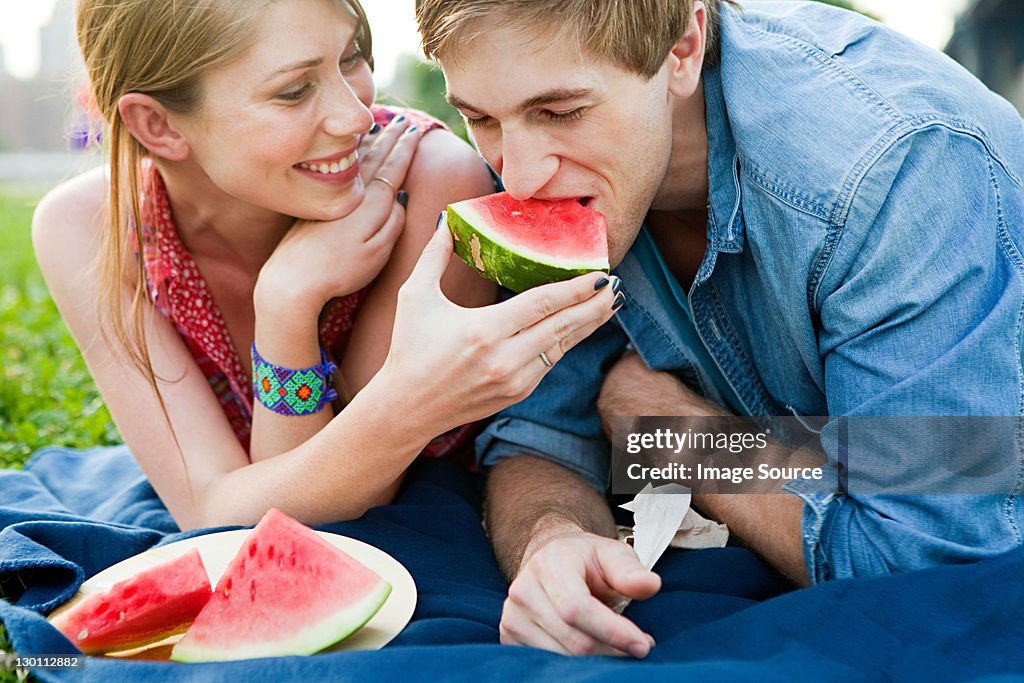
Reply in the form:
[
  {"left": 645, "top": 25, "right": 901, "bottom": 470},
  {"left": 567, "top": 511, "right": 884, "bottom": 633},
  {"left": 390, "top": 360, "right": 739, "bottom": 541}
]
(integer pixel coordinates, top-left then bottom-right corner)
[
  {"left": 1, "top": 184, "right": 119, "bottom": 677},
  {"left": 0, "top": 186, "right": 120, "bottom": 470},
  {"left": 0, "top": 625, "right": 29, "bottom": 682}
]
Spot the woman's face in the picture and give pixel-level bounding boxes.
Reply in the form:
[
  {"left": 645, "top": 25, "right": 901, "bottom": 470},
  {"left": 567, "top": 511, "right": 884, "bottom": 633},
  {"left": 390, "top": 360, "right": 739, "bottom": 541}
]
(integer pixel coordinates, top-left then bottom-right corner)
[{"left": 175, "top": 0, "right": 376, "bottom": 222}]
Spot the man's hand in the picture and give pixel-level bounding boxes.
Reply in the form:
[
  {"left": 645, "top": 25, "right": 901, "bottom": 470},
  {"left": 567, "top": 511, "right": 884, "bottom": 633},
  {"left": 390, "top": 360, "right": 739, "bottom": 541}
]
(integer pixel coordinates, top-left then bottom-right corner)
[
  {"left": 598, "top": 352, "right": 811, "bottom": 586},
  {"left": 501, "top": 530, "right": 661, "bottom": 657}
]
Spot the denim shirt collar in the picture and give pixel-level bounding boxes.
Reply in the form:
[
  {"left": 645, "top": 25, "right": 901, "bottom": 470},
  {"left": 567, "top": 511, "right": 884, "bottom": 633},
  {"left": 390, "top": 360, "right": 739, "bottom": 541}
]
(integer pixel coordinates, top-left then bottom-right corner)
[{"left": 702, "top": 63, "right": 746, "bottom": 264}]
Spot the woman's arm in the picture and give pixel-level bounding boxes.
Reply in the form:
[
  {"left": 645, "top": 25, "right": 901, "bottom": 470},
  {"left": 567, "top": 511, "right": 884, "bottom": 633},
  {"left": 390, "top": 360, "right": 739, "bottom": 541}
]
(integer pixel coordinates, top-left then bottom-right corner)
[
  {"left": 34, "top": 165, "right": 614, "bottom": 531},
  {"left": 32, "top": 170, "right": 448, "bottom": 529},
  {"left": 339, "top": 127, "right": 498, "bottom": 403},
  {"left": 248, "top": 118, "right": 417, "bottom": 463}
]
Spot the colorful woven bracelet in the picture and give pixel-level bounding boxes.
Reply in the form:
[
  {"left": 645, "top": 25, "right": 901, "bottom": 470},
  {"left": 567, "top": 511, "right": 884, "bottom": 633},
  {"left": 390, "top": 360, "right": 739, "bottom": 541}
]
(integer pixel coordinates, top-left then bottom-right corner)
[{"left": 251, "top": 343, "right": 338, "bottom": 417}]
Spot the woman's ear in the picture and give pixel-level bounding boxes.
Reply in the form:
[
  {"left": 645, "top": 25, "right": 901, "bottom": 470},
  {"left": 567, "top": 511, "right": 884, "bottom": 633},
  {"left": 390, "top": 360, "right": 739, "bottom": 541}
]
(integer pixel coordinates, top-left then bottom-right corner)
[
  {"left": 666, "top": 0, "right": 707, "bottom": 99},
  {"left": 117, "top": 93, "right": 191, "bottom": 161}
]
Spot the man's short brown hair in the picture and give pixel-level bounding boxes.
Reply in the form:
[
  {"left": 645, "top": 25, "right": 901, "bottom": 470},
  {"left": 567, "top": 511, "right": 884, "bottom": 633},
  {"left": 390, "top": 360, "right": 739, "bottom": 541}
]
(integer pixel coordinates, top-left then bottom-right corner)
[{"left": 416, "top": 0, "right": 734, "bottom": 78}]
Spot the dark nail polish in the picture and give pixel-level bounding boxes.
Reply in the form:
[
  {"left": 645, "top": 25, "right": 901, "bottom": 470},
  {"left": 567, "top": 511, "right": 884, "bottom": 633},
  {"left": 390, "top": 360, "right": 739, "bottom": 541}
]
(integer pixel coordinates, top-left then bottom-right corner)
[
  {"left": 612, "top": 292, "right": 625, "bottom": 311},
  {"left": 394, "top": 115, "right": 406, "bottom": 123},
  {"left": 396, "top": 191, "right": 409, "bottom": 209},
  {"left": 436, "top": 211, "right": 447, "bottom": 231},
  {"left": 594, "top": 277, "right": 610, "bottom": 291},
  {"left": 612, "top": 277, "right": 623, "bottom": 294},
  {"left": 406, "top": 125, "right": 418, "bottom": 134},
  {"left": 369, "top": 123, "right": 381, "bottom": 135}
]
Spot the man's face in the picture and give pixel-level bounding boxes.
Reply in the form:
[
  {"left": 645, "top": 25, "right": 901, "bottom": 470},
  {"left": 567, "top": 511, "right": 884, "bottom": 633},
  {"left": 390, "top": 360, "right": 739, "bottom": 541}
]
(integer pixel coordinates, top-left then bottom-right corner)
[{"left": 440, "top": 18, "right": 676, "bottom": 267}]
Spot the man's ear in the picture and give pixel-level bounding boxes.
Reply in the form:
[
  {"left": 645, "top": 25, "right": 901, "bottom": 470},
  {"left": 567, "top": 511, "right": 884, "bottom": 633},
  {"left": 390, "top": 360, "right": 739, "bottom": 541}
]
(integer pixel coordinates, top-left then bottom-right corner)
[
  {"left": 666, "top": 0, "right": 707, "bottom": 98},
  {"left": 117, "top": 93, "right": 191, "bottom": 161}
]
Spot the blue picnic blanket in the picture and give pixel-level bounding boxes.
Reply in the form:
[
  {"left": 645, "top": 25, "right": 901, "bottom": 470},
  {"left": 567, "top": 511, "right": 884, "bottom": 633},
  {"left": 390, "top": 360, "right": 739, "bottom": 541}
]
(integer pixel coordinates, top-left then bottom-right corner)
[{"left": 1, "top": 446, "right": 1022, "bottom": 681}]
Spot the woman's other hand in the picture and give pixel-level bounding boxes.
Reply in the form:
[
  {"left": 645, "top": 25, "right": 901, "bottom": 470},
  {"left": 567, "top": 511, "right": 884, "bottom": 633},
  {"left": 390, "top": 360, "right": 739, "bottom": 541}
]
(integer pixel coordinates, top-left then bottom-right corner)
[
  {"left": 382, "top": 223, "right": 620, "bottom": 432},
  {"left": 256, "top": 117, "right": 419, "bottom": 314}
]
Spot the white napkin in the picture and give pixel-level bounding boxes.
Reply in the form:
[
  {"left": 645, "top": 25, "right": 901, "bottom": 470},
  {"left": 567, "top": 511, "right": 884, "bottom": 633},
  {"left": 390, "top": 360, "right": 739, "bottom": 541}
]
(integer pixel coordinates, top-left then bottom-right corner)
[
  {"left": 608, "top": 484, "right": 729, "bottom": 614},
  {"left": 618, "top": 483, "right": 729, "bottom": 569}
]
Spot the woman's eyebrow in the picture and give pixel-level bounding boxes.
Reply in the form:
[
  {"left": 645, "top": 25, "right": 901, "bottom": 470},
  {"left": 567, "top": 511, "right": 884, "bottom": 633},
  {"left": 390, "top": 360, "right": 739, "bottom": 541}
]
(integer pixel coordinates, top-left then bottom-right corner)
[{"left": 265, "top": 57, "right": 324, "bottom": 82}]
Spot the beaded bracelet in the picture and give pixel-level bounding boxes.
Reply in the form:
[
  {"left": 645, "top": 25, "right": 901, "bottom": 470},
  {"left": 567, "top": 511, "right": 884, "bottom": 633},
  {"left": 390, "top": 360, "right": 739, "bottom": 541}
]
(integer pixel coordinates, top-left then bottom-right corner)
[{"left": 252, "top": 343, "right": 338, "bottom": 416}]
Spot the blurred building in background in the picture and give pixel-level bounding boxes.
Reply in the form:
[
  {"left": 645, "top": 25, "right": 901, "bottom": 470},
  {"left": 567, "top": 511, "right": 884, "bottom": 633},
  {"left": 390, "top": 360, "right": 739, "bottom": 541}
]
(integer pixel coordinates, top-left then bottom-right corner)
[
  {"left": 0, "top": 0, "right": 90, "bottom": 183},
  {"left": 945, "top": 0, "right": 1024, "bottom": 113},
  {"left": 0, "top": 0, "right": 75, "bottom": 153}
]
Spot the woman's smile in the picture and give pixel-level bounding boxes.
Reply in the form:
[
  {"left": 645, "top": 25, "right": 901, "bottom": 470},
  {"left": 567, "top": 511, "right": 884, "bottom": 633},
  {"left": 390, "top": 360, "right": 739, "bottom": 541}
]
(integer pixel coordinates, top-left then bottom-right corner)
[{"left": 294, "top": 148, "right": 360, "bottom": 184}]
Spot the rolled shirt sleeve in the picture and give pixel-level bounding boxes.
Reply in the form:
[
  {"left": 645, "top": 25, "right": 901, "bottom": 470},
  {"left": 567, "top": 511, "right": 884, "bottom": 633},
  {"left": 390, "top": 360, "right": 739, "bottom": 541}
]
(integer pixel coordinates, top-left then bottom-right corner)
[
  {"left": 792, "top": 125, "right": 1024, "bottom": 582},
  {"left": 476, "top": 306, "right": 630, "bottom": 491}
]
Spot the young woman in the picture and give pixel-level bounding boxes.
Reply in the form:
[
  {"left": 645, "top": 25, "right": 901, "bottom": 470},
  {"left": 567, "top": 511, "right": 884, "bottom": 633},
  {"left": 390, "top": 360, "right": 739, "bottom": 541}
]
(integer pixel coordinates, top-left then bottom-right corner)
[{"left": 32, "top": 0, "right": 617, "bottom": 530}]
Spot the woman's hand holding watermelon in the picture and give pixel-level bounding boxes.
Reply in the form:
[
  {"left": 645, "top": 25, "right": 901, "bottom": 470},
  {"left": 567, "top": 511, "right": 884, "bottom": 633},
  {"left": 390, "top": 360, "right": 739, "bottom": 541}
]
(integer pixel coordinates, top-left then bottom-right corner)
[{"left": 379, "top": 226, "right": 619, "bottom": 431}]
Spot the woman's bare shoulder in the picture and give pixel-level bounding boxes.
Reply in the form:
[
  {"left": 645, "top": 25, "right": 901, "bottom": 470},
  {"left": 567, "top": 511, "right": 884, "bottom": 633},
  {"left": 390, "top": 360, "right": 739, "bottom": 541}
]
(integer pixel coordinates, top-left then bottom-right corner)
[
  {"left": 32, "top": 167, "right": 107, "bottom": 264},
  {"left": 32, "top": 166, "right": 109, "bottom": 294},
  {"left": 32, "top": 166, "right": 107, "bottom": 251},
  {"left": 405, "top": 127, "right": 495, "bottom": 199}
]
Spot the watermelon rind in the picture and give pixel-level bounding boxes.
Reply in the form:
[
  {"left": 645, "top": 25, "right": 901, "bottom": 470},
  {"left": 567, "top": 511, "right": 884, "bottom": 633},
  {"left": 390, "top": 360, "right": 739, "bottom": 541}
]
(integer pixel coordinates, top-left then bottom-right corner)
[
  {"left": 169, "top": 580, "right": 391, "bottom": 663},
  {"left": 168, "top": 509, "right": 394, "bottom": 663},
  {"left": 447, "top": 200, "right": 609, "bottom": 293}
]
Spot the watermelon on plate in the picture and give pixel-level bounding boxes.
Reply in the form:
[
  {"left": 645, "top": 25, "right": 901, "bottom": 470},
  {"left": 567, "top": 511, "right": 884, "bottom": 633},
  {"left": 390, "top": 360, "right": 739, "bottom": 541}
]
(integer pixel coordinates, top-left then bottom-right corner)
[
  {"left": 447, "top": 192, "right": 609, "bottom": 292},
  {"left": 51, "top": 548, "right": 212, "bottom": 655},
  {"left": 170, "top": 508, "right": 392, "bottom": 663}
]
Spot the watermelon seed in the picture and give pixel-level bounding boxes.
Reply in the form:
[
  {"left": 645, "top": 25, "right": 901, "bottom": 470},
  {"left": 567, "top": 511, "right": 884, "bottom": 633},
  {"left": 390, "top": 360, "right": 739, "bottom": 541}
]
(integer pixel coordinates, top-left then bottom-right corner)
[
  {"left": 249, "top": 542, "right": 257, "bottom": 558},
  {"left": 78, "top": 628, "right": 89, "bottom": 641},
  {"left": 267, "top": 544, "right": 275, "bottom": 559},
  {"left": 96, "top": 601, "right": 110, "bottom": 615},
  {"left": 118, "top": 610, "right": 126, "bottom": 621},
  {"left": 224, "top": 577, "right": 232, "bottom": 597},
  {"left": 122, "top": 586, "right": 137, "bottom": 599}
]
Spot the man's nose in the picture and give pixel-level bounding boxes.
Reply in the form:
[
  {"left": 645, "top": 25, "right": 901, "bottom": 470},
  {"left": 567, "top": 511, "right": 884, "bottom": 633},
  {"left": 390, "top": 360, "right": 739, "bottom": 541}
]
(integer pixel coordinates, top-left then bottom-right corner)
[
  {"left": 322, "top": 78, "right": 374, "bottom": 138},
  {"left": 494, "top": 126, "right": 558, "bottom": 200}
]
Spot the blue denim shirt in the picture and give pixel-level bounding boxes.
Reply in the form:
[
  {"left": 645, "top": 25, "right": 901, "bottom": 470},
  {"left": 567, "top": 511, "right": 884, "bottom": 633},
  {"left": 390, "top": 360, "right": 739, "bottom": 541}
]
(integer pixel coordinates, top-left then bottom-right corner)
[{"left": 477, "top": 1, "right": 1024, "bottom": 583}]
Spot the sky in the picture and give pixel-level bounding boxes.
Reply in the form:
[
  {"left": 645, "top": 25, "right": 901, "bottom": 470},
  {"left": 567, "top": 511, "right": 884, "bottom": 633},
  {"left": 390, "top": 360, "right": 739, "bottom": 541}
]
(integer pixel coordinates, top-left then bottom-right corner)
[{"left": 0, "top": 0, "right": 973, "bottom": 85}]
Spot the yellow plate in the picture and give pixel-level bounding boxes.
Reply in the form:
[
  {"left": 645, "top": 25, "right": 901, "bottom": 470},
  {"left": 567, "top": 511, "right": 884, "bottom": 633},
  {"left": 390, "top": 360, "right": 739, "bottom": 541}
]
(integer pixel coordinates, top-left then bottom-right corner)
[{"left": 48, "top": 529, "right": 417, "bottom": 659}]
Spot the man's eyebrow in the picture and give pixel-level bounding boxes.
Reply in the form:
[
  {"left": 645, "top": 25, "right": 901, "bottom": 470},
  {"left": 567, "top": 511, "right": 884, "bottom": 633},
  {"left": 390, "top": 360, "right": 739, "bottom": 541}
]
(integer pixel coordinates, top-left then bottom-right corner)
[
  {"left": 446, "top": 88, "right": 594, "bottom": 114},
  {"left": 265, "top": 57, "right": 324, "bottom": 82}
]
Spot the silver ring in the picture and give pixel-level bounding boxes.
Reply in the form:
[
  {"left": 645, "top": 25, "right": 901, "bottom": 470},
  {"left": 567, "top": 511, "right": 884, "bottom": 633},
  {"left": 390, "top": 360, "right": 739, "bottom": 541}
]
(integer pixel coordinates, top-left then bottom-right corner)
[
  {"left": 372, "top": 176, "right": 398, "bottom": 197},
  {"left": 539, "top": 351, "right": 553, "bottom": 368}
]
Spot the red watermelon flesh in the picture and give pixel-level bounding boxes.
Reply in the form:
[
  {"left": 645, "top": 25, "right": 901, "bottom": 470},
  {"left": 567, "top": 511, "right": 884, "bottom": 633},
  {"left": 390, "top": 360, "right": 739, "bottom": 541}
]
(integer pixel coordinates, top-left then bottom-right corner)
[
  {"left": 51, "top": 548, "right": 212, "bottom": 655},
  {"left": 170, "top": 508, "right": 392, "bottom": 662},
  {"left": 447, "top": 192, "right": 609, "bottom": 292}
]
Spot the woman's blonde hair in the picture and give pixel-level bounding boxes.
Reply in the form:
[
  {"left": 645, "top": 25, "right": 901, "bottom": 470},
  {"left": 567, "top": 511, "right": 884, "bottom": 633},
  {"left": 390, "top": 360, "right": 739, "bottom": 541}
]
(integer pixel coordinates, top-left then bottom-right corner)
[
  {"left": 76, "top": 0, "right": 374, "bottom": 403},
  {"left": 417, "top": 0, "right": 736, "bottom": 77}
]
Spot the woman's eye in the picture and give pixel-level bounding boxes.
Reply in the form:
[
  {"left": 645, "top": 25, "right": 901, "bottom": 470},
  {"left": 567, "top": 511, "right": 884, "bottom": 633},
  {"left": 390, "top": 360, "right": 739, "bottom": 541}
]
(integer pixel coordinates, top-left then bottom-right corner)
[
  {"left": 276, "top": 82, "right": 315, "bottom": 102},
  {"left": 340, "top": 49, "right": 364, "bottom": 71}
]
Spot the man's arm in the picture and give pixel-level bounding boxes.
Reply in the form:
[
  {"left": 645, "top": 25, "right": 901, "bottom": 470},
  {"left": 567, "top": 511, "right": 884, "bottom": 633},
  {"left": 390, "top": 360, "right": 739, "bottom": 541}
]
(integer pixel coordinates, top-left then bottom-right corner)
[
  {"left": 597, "top": 352, "right": 810, "bottom": 585},
  {"left": 485, "top": 455, "right": 616, "bottom": 579},
  {"left": 486, "top": 456, "right": 660, "bottom": 657}
]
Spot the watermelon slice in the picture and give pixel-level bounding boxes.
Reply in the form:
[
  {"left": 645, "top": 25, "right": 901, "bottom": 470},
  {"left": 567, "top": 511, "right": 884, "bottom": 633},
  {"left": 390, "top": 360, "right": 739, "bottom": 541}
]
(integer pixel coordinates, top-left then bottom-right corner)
[
  {"left": 51, "top": 548, "right": 212, "bottom": 655},
  {"left": 170, "top": 508, "right": 392, "bottom": 662},
  {"left": 447, "top": 192, "right": 609, "bottom": 292}
]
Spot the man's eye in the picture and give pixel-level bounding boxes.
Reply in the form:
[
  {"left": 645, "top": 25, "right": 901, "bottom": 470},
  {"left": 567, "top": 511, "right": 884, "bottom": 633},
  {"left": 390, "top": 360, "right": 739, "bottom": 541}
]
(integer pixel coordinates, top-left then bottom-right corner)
[
  {"left": 276, "top": 82, "right": 315, "bottom": 102},
  {"left": 541, "top": 108, "right": 585, "bottom": 123},
  {"left": 463, "top": 115, "right": 493, "bottom": 128}
]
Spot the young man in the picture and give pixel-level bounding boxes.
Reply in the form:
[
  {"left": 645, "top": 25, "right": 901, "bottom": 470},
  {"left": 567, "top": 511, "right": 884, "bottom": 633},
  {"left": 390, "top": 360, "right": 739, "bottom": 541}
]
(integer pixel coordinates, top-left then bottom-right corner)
[{"left": 416, "top": 0, "right": 1024, "bottom": 659}]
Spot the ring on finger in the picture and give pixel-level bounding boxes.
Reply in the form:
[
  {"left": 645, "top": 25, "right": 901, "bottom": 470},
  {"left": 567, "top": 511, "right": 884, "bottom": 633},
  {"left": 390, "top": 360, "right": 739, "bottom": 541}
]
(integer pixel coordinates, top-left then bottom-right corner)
[
  {"left": 372, "top": 176, "right": 398, "bottom": 198},
  {"left": 539, "top": 351, "right": 553, "bottom": 368}
]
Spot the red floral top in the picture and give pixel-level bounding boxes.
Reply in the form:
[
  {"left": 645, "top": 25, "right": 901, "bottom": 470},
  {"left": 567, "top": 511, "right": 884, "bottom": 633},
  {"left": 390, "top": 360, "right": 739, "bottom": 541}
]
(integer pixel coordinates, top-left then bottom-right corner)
[{"left": 137, "top": 105, "right": 477, "bottom": 461}]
